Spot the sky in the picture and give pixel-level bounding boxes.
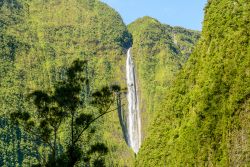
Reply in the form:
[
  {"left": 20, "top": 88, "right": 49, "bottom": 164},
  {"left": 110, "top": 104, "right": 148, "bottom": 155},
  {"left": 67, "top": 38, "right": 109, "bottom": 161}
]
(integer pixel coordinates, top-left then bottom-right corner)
[{"left": 100, "top": 0, "right": 207, "bottom": 30}]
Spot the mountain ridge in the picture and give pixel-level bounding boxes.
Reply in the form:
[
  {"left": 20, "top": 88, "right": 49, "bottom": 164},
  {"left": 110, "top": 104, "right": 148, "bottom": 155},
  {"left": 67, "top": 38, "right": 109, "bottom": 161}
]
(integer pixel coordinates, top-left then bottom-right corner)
[{"left": 136, "top": 0, "right": 250, "bottom": 166}]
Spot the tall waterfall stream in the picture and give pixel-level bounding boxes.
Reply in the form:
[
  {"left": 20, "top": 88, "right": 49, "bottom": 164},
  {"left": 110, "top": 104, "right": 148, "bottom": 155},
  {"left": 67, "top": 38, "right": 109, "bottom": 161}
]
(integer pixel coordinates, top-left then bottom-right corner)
[{"left": 126, "top": 48, "right": 141, "bottom": 154}]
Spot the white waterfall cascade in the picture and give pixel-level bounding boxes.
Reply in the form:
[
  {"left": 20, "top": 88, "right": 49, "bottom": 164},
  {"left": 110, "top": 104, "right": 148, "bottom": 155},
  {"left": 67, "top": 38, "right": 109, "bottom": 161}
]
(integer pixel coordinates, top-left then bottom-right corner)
[{"left": 126, "top": 48, "right": 141, "bottom": 154}]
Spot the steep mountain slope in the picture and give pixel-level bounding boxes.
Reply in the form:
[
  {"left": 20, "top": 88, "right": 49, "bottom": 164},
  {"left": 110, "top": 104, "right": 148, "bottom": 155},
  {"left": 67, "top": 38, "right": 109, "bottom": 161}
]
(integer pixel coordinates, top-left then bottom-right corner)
[
  {"left": 137, "top": 0, "right": 250, "bottom": 166},
  {"left": 0, "top": 0, "right": 133, "bottom": 166},
  {"left": 128, "top": 17, "right": 200, "bottom": 138}
]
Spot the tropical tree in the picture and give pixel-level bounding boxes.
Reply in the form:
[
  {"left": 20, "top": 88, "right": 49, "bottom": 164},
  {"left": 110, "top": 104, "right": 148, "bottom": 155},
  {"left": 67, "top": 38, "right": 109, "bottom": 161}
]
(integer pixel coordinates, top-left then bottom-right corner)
[{"left": 11, "top": 59, "right": 121, "bottom": 166}]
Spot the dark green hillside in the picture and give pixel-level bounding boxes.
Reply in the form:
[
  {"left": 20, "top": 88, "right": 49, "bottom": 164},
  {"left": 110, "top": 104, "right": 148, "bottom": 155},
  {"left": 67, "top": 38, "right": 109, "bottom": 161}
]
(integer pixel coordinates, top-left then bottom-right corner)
[
  {"left": 0, "top": 1, "right": 31, "bottom": 166},
  {"left": 128, "top": 16, "right": 200, "bottom": 137},
  {"left": 0, "top": 0, "right": 133, "bottom": 166},
  {"left": 137, "top": 0, "right": 250, "bottom": 166}
]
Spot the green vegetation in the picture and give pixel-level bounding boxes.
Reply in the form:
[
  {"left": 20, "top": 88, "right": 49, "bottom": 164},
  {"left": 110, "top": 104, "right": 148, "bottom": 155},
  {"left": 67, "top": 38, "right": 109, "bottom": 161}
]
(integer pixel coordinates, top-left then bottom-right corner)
[
  {"left": 136, "top": 0, "right": 250, "bottom": 166},
  {"left": 0, "top": 2, "right": 200, "bottom": 165},
  {"left": 128, "top": 16, "right": 200, "bottom": 136},
  {"left": 0, "top": 0, "right": 133, "bottom": 166},
  {"left": 2, "top": 0, "right": 248, "bottom": 166},
  {"left": 11, "top": 59, "right": 121, "bottom": 166}
]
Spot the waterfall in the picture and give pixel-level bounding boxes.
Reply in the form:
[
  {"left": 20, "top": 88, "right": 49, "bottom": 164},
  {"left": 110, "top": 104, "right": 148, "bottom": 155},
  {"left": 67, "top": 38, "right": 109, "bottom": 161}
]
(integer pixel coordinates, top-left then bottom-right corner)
[{"left": 126, "top": 48, "right": 141, "bottom": 154}]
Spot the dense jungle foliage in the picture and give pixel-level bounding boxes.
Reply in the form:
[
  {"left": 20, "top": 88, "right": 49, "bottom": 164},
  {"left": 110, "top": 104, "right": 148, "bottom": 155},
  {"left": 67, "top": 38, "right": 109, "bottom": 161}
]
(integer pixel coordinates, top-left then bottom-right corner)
[
  {"left": 1, "top": 0, "right": 248, "bottom": 166},
  {"left": 0, "top": 0, "right": 134, "bottom": 166},
  {"left": 128, "top": 17, "right": 200, "bottom": 137},
  {"left": 136, "top": 0, "right": 250, "bottom": 166}
]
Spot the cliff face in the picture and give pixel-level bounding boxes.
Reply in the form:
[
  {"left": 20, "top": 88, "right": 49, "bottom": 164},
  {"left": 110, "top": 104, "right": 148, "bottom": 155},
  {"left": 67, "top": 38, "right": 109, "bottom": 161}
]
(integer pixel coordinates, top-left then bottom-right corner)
[
  {"left": 136, "top": 0, "right": 250, "bottom": 166},
  {"left": 128, "top": 16, "right": 200, "bottom": 139},
  {"left": 0, "top": 0, "right": 134, "bottom": 166},
  {"left": 2, "top": 0, "right": 247, "bottom": 166}
]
